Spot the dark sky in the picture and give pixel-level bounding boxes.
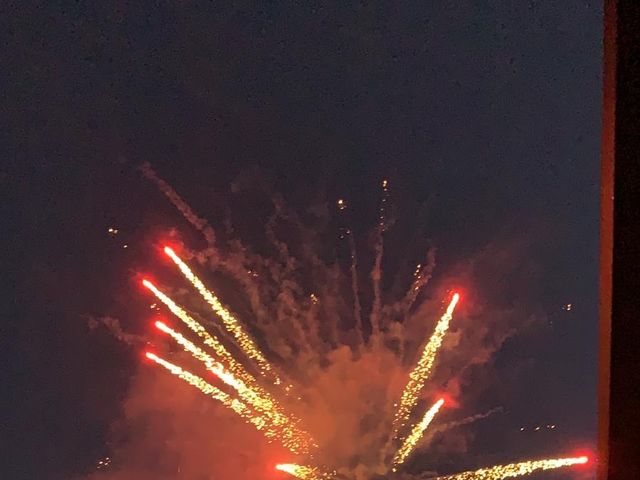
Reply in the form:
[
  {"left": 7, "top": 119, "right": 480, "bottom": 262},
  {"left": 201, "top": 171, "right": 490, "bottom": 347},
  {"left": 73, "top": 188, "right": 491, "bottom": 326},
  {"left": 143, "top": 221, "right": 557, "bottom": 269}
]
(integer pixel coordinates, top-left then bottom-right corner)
[{"left": 3, "top": 2, "right": 602, "bottom": 479}]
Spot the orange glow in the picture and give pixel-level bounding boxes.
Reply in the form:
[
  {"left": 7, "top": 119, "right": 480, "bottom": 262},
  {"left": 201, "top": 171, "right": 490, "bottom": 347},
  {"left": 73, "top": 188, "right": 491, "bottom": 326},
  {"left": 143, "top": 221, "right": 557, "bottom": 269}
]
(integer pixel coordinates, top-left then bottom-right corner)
[
  {"left": 153, "top": 318, "right": 314, "bottom": 455},
  {"left": 573, "top": 454, "right": 590, "bottom": 465},
  {"left": 275, "top": 463, "right": 332, "bottom": 480},
  {"left": 160, "top": 242, "right": 182, "bottom": 257},
  {"left": 143, "top": 350, "right": 277, "bottom": 437},
  {"left": 450, "top": 292, "right": 460, "bottom": 310},
  {"left": 434, "top": 391, "right": 459, "bottom": 409}
]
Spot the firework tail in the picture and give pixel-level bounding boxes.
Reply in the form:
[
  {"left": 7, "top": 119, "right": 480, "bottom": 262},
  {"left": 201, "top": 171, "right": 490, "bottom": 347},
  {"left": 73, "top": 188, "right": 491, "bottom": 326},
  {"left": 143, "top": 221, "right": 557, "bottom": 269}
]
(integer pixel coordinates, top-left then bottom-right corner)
[
  {"left": 139, "top": 163, "right": 218, "bottom": 255},
  {"left": 142, "top": 280, "right": 258, "bottom": 388},
  {"left": 164, "top": 246, "right": 285, "bottom": 386},
  {"left": 392, "top": 293, "right": 460, "bottom": 438},
  {"left": 392, "top": 398, "right": 445, "bottom": 470},
  {"left": 427, "top": 456, "right": 589, "bottom": 480}
]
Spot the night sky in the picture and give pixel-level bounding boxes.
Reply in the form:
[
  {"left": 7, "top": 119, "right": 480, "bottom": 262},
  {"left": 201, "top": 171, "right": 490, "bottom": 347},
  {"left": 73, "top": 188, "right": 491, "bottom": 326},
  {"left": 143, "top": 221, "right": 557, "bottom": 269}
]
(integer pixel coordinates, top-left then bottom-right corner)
[{"left": 3, "top": 2, "right": 602, "bottom": 479}]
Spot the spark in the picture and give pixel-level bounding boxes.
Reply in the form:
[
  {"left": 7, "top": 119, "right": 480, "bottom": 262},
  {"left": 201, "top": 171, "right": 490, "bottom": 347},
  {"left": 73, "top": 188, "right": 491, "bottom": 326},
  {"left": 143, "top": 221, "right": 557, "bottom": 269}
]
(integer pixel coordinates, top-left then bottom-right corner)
[
  {"left": 393, "top": 293, "right": 460, "bottom": 436},
  {"left": 96, "top": 456, "right": 112, "bottom": 470},
  {"left": 276, "top": 464, "right": 317, "bottom": 479},
  {"left": 144, "top": 352, "right": 270, "bottom": 434},
  {"left": 142, "top": 279, "right": 256, "bottom": 387},
  {"left": 392, "top": 398, "right": 445, "bottom": 470},
  {"left": 275, "top": 464, "right": 334, "bottom": 480},
  {"left": 154, "top": 320, "right": 313, "bottom": 455},
  {"left": 337, "top": 198, "right": 347, "bottom": 210},
  {"left": 163, "top": 246, "right": 283, "bottom": 386},
  {"left": 429, "top": 456, "right": 589, "bottom": 480}
]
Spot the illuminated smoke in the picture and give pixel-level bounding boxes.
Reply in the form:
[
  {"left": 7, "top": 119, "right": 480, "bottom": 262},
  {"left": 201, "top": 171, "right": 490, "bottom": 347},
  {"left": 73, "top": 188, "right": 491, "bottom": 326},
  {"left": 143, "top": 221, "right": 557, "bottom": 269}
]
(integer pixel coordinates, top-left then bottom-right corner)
[
  {"left": 143, "top": 352, "right": 270, "bottom": 434},
  {"left": 139, "top": 162, "right": 218, "bottom": 256},
  {"left": 369, "top": 179, "right": 391, "bottom": 339},
  {"left": 154, "top": 320, "right": 314, "bottom": 455}
]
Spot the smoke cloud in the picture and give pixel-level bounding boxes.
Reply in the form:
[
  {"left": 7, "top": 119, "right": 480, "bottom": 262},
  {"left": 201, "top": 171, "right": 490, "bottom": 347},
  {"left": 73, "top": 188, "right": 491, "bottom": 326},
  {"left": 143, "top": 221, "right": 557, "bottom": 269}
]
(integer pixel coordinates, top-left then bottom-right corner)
[{"left": 85, "top": 169, "right": 554, "bottom": 479}]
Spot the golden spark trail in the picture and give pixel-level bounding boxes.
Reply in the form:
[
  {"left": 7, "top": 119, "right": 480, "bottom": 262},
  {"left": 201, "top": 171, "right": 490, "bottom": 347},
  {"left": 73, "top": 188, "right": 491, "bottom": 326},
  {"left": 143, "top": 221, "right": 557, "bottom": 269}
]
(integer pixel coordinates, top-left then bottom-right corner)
[
  {"left": 392, "top": 398, "right": 445, "bottom": 470},
  {"left": 163, "top": 246, "right": 283, "bottom": 385},
  {"left": 393, "top": 293, "right": 460, "bottom": 436},
  {"left": 429, "top": 456, "right": 589, "bottom": 480},
  {"left": 276, "top": 464, "right": 316, "bottom": 480},
  {"left": 144, "top": 352, "right": 270, "bottom": 433},
  {"left": 154, "top": 321, "right": 314, "bottom": 455},
  {"left": 142, "top": 279, "right": 256, "bottom": 387},
  {"left": 275, "top": 464, "right": 334, "bottom": 480}
]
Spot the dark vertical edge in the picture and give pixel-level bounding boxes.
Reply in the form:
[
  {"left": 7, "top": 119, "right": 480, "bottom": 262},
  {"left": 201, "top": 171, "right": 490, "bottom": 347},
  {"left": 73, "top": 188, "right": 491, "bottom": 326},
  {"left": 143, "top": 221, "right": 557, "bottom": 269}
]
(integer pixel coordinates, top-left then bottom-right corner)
[{"left": 597, "top": 0, "right": 616, "bottom": 479}]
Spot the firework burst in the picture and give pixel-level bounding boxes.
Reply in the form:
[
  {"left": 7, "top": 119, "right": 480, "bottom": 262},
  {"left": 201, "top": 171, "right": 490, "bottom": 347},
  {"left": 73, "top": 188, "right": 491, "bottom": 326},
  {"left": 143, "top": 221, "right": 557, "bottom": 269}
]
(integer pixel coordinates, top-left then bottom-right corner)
[{"left": 133, "top": 165, "right": 591, "bottom": 480}]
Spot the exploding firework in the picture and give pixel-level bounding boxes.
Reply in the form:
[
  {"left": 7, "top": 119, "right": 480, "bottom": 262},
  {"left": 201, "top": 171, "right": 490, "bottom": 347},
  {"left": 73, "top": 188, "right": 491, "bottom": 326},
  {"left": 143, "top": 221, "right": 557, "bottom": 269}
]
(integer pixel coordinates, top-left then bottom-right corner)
[{"left": 129, "top": 167, "right": 592, "bottom": 480}]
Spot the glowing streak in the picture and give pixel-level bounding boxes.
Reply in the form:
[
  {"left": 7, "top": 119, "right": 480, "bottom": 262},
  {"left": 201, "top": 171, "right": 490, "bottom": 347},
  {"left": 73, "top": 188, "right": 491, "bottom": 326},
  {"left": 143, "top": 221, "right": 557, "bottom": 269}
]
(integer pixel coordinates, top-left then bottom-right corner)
[
  {"left": 154, "top": 321, "right": 313, "bottom": 455},
  {"left": 164, "top": 246, "right": 283, "bottom": 385},
  {"left": 275, "top": 464, "right": 334, "bottom": 480},
  {"left": 393, "top": 293, "right": 460, "bottom": 436},
  {"left": 429, "top": 456, "right": 589, "bottom": 480},
  {"left": 142, "top": 279, "right": 255, "bottom": 386},
  {"left": 276, "top": 464, "right": 317, "bottom": 480},
  {"left": 143, "top": 352, "right": 269, "bottom": 433},
  {"left": 392, "top": 398, "right": 445, "bottom": 470}
]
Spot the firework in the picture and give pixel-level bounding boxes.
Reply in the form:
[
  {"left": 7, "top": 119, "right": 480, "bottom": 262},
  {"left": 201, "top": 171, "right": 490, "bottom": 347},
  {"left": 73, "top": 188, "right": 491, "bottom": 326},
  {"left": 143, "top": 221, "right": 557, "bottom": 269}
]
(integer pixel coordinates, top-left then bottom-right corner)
[
  {"left": 392, "top": 398, "right": 445, "bottom": 470},
  {"left": 142, "top": 279, "right": 256, "bottom": 387},
  {"left": 429, "top": 455, "right": 589, "bottom": 480},
  {"left": 393, "top": 293, "right": 460, "bottom": 436},
  {"left": 136, "top": 174, "right": 591, "bottom": 480},
  {"left": 163, "top": 246, "right": 284, "bottom": 385},
  {"left": 154, "top": 320, "right": 314, "bottom": 455}
]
